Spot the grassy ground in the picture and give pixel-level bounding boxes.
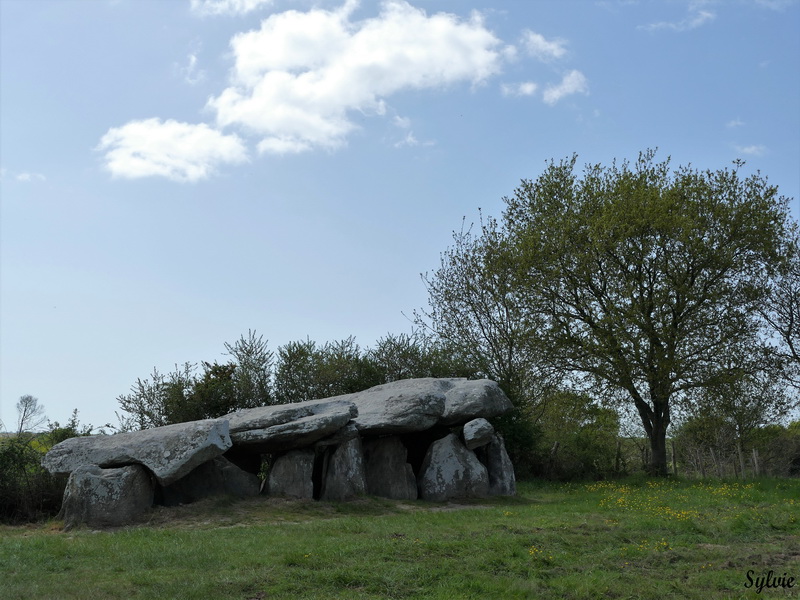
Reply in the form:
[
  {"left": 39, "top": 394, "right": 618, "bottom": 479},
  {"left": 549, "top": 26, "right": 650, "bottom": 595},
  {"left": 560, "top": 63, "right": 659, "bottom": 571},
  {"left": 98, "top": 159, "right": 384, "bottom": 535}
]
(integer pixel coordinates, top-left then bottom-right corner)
[{"left": 1, "top": 477, "right": 798, "bottom": 600}]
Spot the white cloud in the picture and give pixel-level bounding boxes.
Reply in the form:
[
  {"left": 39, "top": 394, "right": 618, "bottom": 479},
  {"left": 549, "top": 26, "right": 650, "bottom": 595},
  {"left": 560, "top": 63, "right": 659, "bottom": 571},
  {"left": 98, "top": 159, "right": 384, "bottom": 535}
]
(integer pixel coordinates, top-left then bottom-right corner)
[
  {"left": 208, "top": 0, "right": 505, "bottom": 154},
  {"left": 726, "top": 118, "right": 745, "bottom": 128},
  {"left": 640, "top": 5, "right": 716, "bottom": 32},
  {"left": 393, "top": 115, "right": 412, "bottom": 129},
  {"left": 97, "top": 118, "right": 248, "bottom": 182},
  {"left": 190, "top": 0, "right": 274, "bottom": 17},
  {"left": 521, "top": 31, "right": 567, "bottom": 61},
  {"left": 501, "top": 81, "right": 538, "bottom": 97},
  {"left": 735, "top": 144, "right": 766, "bottom": 156},
  {"left": 177, "top": 53, "right": 206, "bottom": 85},
  {"left": 543, "top": 70, "right": 589, "bottom": 105},
  {"left": 16, "top": 172, "right": 46, "bottom": 182}
]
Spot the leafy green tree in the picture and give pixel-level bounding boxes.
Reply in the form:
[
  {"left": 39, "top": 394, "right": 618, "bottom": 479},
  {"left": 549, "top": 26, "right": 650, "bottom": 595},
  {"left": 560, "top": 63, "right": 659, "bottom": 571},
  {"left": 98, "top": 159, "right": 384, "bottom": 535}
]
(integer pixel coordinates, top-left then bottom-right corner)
[
  {"left": 116, "top": 330, "right": 275, "bottom": 427},
  {"left": 367, "top": 331, "right": 477, "bottom": 383},
  {"left": 502, "top": 150, "right": 794, "bottom": 475},
  {"left": 761, "top": 234, "right": 800, "bottom": 388},
  {"left": 224, "top": 329, "right": 275, "bottom": 406},
  {"left": 172, "top": 361, "right": 239, "bottom": 422},
  {"left": 274, "top": 339, "right": 322, "bottom": 403},
  {"left": 418, "top": 215, "right": 558, "bottom": 418},
  {"left": 116, "top": 366, "right": 174, "bottom": 430},
  {"left": 0, "top": 404, "right": 95, "bottom": 523},
  {"left": 274, "top": 337, "right": 382, "bottom": 403}
]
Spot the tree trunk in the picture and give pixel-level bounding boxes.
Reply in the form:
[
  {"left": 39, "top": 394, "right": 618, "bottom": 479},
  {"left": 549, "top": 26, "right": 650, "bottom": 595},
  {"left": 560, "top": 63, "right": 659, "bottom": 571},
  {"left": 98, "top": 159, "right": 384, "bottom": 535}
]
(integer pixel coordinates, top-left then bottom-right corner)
[
  {"left": 638, "top": 397, "right": 670, "bottom": 477},
  {"left": 631, "top": 388, "right": 671, "bottom": 477},
  {"left": 671, "top": 439, "right": 678, "bottom": 477},
  {"left": 648, "top": 420, "right": 669, "bottom": 476}
]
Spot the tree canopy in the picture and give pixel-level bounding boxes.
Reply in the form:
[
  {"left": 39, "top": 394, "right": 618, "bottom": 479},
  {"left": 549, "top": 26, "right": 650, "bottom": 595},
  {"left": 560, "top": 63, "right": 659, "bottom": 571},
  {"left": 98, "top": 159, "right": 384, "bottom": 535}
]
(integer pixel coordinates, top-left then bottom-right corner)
[{"left": 423, "top": 150, "right": 797, "bottom": 476}]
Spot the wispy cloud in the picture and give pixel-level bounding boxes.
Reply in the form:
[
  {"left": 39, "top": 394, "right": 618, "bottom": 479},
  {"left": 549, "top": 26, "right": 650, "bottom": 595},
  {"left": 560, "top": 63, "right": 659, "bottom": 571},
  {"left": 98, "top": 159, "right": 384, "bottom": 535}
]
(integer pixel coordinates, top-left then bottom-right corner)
[
  {"left": 392, "top": 114, "right": 434, "bottom": 148},
  {"left": 726, "top": 118, "right": 745, "bottom": 128},
  {"left": 543, "top": 70, "right": 589, "bottom": 105},
  {"left": 640, "top": 3, "right": 716, "bottom": 32},
  {"left": 208, "top": 1, "right": 505, "bottom": 155},
  {"left": 734, "top": 144, "right": 767, "bottom": 156},
  {"left": 521, "top": 30, "right": 567, "bottom": 61},
  {"left": 501, "top": 81, "right": 538, "bottom": 97},
  {"left": 97, "top": 118, "right": 248, "bottom": 182},
  {"left": 190, "top": 0, "right": 274, "bottom": 17},
  {"left": 16, "top": 172, "right": 47, "bottom": 182},
  {"left": 177, "top": 53, "right": 206, "bottom": 85}
]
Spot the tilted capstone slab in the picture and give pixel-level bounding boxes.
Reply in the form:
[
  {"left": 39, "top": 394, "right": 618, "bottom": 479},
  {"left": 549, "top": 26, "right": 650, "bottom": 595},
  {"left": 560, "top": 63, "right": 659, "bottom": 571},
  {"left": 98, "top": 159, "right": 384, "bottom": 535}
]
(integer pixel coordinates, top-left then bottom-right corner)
[
  {"left": 439, "top": 380, "right": 513, "bottom": 426},
  {"left": 225, "top": 398, "right": 358, "bottom": 452},
  {"left": 42, "top": 418, "right": 232, "bottom": 486},
  {"left": 346, "top": 378, "right": 451, "bottom": 435}
]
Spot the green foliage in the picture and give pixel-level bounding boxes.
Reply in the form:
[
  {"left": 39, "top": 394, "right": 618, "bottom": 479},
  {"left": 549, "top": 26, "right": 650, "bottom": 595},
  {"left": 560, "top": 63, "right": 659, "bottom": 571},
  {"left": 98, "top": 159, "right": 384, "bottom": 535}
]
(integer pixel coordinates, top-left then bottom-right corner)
[
  {"left": 761, "top": 233, "right": 800, "bottom": 388},
  {"left": 162, "top": 362, "right": 239, "bottom": 423},
  {"left": 423, "top": 149, "right": 796, "bottom": 476},
  {"left": 0, "top": 404, "right": 95, "bottom": 523},
  {"left": 274, "top": 336, "right": 382, "bottom": 403},
  {"left": 117, "top": 330, "right": 276, "bottom": 429},
  {"left": 418, "top": 215, "right": 556, "bottom": 415},
  {"left": 673, "top": 415, "right": 800, "bottom": 478},
  {"left": 224, "top": 329, "right": 275, "bottom": 407},
  {"left": 367, "top": 331, "right": 478, "bottom": 383},
  {"left": 534, "top": 390, "right": 623, "bottom": 480}
]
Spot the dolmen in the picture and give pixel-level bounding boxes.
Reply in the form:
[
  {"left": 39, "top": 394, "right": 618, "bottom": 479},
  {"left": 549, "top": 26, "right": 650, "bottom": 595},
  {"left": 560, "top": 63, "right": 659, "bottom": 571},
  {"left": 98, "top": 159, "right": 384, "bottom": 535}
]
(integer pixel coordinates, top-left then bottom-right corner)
[{"left": 42, "top": 378, "right": 516, "bottom": 528}]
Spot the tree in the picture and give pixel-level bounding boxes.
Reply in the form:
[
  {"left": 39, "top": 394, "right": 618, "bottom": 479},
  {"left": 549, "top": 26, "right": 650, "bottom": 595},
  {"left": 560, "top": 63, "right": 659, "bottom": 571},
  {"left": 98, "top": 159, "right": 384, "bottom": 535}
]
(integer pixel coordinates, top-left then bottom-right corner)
[
  {"left": 224, "top": 329, "right": 275, "bottom": 406},
  {"left": 418, "top": 215, "right": 557, "bottom": 418},
  {"left": 274, "top": 337, "right": 382, "bottom": 403},
  {"left": 501, "top": 150, "right": 794, "bottom": 475},
  {"left": 172, "top": 361, "right": 239, "bottom": 422},
  {"left": 116, "top": 330, "right": 275, "bottom": 428},
  {"left": 761, "top": 235, "right": 800, "bottom": 388},
  {"left": 417, "top": 215, "right": 561, "bottom": 472},
  {"left": 116, "top": 364, "right": 193, "bottom": 430},
  {"left": 536, "top": 389, "right": 622, "bottom": 479},
  {"left": 1, "top": 404, "right": 96, "bottom": 523},
  {"left": 15, "top": 395, "right": 46, "bottom": 435},
  {"left": 367, "top": 331, "right": 477, "bottom": 383}
]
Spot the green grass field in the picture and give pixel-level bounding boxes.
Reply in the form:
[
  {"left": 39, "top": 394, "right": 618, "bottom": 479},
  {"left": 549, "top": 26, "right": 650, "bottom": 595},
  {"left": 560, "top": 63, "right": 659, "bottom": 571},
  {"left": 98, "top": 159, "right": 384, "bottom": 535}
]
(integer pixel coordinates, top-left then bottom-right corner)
[{"left": 1, "top": 477, "right": 798, "bottom": 599}]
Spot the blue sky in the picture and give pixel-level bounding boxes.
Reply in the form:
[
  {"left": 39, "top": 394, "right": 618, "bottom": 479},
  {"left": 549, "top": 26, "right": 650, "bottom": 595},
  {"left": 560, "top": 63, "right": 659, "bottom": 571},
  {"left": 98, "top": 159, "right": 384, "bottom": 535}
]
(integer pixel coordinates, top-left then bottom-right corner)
[{"left": 1, "top": 0, "right": 798, "bottom": 430}]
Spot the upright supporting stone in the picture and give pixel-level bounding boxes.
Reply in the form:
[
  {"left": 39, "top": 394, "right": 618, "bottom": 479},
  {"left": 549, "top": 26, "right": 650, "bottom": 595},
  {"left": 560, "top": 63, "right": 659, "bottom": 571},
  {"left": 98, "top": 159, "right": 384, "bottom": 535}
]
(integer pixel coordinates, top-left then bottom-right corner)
[
  {"left": 160, "top": 456, "right": 260, "bottom": 506},
  {"left": 484, "top": 434, "right": 516, "bottom": 496},
  {"left": 418, "top": 433, "right": 489, "bottom": 502},
  {"left": 320, "top": 437, "right": 366, "bottom": 501},
  {"left": 363, "top": 436, "right": 417, "bottom": 500},
  {"left": 59, "top": 464, "right": 154, "bottom": 530},
  {"left": 267, "top": 449, "right": 315, "bottom": 499}
]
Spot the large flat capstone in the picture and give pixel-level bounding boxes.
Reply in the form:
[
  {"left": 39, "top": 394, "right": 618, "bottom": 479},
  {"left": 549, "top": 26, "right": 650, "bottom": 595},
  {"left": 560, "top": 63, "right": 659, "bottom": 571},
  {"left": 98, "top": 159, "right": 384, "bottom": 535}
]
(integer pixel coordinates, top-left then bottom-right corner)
[
  {"left": 440, "top": 379, "right": 513, "bottom": 426},
  {"left": 42, "top": 419, "right": 232, "bottom": 486},
  {"left": 224, "top": 398, "right": 357, "bottom": 452},
  {"left": 346, "top": 378, "right": 512, "bottom": 433}
]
